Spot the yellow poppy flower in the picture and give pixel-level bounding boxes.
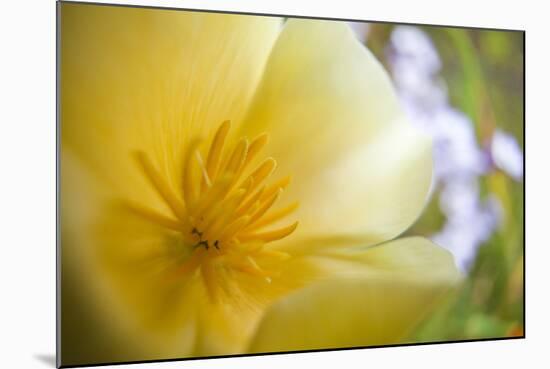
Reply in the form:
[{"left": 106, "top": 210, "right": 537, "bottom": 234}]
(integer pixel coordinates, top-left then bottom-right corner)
[{"left": 59, "top": 3, "right": 461, "bottom": 365}]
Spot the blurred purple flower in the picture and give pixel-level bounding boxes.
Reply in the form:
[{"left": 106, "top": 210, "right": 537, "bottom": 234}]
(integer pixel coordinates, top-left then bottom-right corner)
[
  {"left": 430, "top": 108, "right": 490, "bottom": 182},
  {"left": 387, "top": 25, "right": 502, "bottom": 272},
  {"left": 491, "top": 129, "right": 524, "bottom": 181},
  {"left": 390, "top": 26, "right": 441, "bottom": 76},
  {"left": 433, "top": 179, "right": 502, "bottom": 271},
  {"left": 389, "top": 28, "right": 446, "bottom": 113}
]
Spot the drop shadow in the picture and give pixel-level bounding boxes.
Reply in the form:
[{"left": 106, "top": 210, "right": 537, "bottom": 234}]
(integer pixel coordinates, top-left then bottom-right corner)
[{"left": 34, "top": 353, "right": 56, "bottom": 367}]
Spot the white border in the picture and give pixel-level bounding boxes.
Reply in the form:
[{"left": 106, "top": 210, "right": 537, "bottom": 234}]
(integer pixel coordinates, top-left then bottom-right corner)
[{"left": 1, "top": 1, "right": 546, "bottom": 368}]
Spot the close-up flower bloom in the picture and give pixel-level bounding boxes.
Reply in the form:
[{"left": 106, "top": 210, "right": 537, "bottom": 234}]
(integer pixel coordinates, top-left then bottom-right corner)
[{"left": 60, "top": 4, "right": 461, "bottom": 365}]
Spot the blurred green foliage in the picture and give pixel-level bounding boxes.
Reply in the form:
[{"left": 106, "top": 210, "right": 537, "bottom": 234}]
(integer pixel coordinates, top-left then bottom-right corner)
[{"left": 366, "top": 24, "right": 524, "bottom": 341}]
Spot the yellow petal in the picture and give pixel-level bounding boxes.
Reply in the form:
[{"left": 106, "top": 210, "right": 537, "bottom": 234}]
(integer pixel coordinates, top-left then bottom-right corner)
[
  {"left": 61, "top": 149, "right": 254, "bottom": 363},
  {"left": 240, "top": 19, "right": 432, "bottom": 244},
  {"left": 60, "top": 2, "right": 282, "bottom": 209},
  {"left": 248, "top": 237, "right": 461, "bottom": 352},
  {"left": 61, "top": 151, "right": 325, "bottom": 364},
  {"left": 60, "top": 4, "right": 283, "bottom": 364},
  {"left": 61, "top": 149, "right": 199, "bottom": 364}
]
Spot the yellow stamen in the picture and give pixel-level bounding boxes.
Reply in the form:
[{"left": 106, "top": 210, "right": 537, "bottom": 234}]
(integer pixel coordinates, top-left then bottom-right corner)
[
  {"left": 206, "top": 120, "right": 231, "bottom": 181},
  {"left": 247, "top": 202, "right": 300, "bottom": 231},
  {"left": 261, "top": 176, "right": 291, "bottom": 202},
  {"left": 134, "top": 151, "right": 187, "bottom": 220},
  {"left": 195, "top": 149, "right": 212, "bottom": 189},
  {"left": 241, "top": 133, "right": 269, "bottom": 172},
  {"left": 258, "top": 249, "right": 291, "bottom": 261},
  {"left": 248, "top": 188, "right": 282, "bottom": 225},
  {"left": 240, "top": 158, "right": 277, "bottom": 196},
  {"left": 191, "top": 177, "right": 231, "bottom": 220},
  {"left": 203, "top": 189, "right": 247, "bottom": 240},
  {"left": 239, "top": 222, "right": 299, "bottom": 243},
  {"left": 183, "top": 139, "right": 202, "bottom": 211},
  {"left": 223, "top": 138, "right": 249, "bottom": 177},
  {"left": 125, "top": 202, "right": 186, "bottom": 233},
  {"left": 220, "top": 215, "right": 251, "bottom": 242},
  {"left": 234, "top": 256, "right": 271, "bottom": 278},
  {"left": 235, "top": 185, "right": 265, "bottom": 217},
  {"left": 133, "top": 121, "right": 299, "bottom": 299}
]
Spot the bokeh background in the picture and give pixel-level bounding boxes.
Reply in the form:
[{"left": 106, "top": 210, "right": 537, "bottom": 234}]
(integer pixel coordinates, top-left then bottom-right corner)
[{"left": 349, "top": 21, "right": 524, "bottom": 341}]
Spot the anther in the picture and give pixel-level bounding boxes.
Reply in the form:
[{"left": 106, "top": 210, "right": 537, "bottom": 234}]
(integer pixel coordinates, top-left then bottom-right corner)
[
  {"left": 191, "top": 227, "right": 203, "bottom": 238},
  {"left": 194, "top": 240, "right": 209, "bottom": 250}
]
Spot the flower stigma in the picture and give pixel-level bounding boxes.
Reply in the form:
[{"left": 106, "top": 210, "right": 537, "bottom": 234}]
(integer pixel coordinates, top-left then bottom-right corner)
[{"left": 130, "top": 120, "right": 299, "bottom": 301}]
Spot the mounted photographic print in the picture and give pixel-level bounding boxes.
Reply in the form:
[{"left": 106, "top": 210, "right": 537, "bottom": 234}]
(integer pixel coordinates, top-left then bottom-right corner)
[{"left": 58, "top": 1, "right": 525, "bottom": 367}]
